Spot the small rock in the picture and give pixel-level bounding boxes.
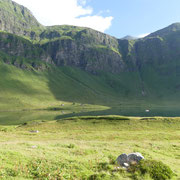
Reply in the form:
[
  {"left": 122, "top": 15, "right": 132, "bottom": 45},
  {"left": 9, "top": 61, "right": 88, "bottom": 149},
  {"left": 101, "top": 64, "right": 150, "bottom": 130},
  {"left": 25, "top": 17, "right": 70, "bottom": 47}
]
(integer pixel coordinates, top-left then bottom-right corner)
[
  {"left": 29, "top": 130, "right": 39, "bottom": 133},
  {"left": 123, "top": 163, "right": 129, "bottom": 167},
  {"left": 31, "top": 145, "right": 37, "bottom": 149}
]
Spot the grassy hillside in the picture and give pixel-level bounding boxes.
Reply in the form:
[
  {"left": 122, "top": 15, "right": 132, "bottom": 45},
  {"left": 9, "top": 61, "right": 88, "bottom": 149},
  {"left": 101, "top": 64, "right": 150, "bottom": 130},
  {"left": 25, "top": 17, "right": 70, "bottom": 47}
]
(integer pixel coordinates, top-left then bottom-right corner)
[
  {"left": 1, "top": 61, "right": 180, "bottom": 112},
  {"left": 0, "top": 62, "right": 141, "bottom": 111},
  {"left": 0, "top": 62, "right": 108, "bottom": 110},
  {"left": 0, "top": 62, "right": 56, "bottom": 110}
]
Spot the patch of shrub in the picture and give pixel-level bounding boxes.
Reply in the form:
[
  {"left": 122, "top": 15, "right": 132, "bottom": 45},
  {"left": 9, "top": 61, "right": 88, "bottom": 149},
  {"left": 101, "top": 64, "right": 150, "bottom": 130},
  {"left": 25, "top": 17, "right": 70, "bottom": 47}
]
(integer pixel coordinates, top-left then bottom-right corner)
[
  {"left": 5, "top": 168, "right": 19, "bottom": 177},
  {"left": 108, "top": 155, "right": 117, "bottom": 165},
  {"left": 88, "top": 172, "right": 111, "bottom": 180},
  {"left": 97, "top": 162, "right": 114, "bottom": 171},
  {"left": 65, "top": 116, "right": 130, "bottom": 121},
  {"left": 129, "top": 160, "right": 174, "bottom": 180},
  {"left": 0, "top": 126, "right": 15, "bottom": 132},
  {"left": 67, "top": 143, "right": 75, "bottom": 149},
  {"left": 22, "top": 122, "right": 28, "bottom": 126},
  {"left": 0, "top": 167, "right": 19, "bottom": 178},
  {"left": 140, "top": 118, "right": 156, "bottom": 121}
]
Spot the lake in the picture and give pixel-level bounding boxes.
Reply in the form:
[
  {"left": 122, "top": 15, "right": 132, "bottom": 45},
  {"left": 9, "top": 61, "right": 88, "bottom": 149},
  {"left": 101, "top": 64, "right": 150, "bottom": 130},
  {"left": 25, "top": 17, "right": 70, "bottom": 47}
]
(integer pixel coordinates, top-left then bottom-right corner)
[{"left": 1, "top": 106, "right": 180, "bottom": 125}]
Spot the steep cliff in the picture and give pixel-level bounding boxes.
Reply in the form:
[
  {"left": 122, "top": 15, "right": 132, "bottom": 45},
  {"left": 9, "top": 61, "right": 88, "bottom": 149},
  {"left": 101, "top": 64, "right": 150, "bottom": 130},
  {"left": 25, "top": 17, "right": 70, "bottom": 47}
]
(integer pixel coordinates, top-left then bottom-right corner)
[
  {"left": 40, "top": 27, "right": 125, "bottom": 73},
  {"left": 0, "top": 31, "right": 52, "bottom": 69},
  {"left": 1, "top": 0, "right": 180, "bottom": 75}
]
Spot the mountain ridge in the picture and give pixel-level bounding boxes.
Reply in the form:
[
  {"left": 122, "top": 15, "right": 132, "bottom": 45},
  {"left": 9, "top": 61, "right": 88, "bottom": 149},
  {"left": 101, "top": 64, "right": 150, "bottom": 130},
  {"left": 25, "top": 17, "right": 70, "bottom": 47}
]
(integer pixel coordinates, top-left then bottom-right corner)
[
  {"left": 0, "top": 0, "right": 44, "bottom": 38},
  {"left": 1, "top": 0, "right": 180, "bottom": 74},
  {"left": 147, "top": 23, "right": 180, "bottom": 38},
  {"left": 1, "top": 0, "right": 180, "bottom": 109}
]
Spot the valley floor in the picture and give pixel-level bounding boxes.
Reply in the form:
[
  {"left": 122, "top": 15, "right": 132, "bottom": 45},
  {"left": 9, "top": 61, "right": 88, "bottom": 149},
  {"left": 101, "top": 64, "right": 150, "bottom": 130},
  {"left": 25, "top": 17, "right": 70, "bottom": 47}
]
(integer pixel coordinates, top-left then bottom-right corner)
[{"left": 0, "top": 116, "right": 179, "bottom": 179}]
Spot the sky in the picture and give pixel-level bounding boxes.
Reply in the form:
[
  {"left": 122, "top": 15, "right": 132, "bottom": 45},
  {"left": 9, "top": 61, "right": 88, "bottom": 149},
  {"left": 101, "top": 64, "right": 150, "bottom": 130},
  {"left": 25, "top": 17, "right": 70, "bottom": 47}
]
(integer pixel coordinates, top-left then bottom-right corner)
[{"left": 13, "top": 0, "right": 180, "bottom": 38}]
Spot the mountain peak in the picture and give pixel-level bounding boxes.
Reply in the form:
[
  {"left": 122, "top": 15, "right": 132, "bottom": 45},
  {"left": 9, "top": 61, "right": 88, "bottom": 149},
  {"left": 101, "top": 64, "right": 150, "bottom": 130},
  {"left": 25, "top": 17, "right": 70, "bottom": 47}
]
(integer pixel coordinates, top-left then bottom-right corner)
[
  {"left": 121, "top": 35, "right": 137, "bottom": 40},
  {"left": 0, "top": 0, "right": 44, "bottom": 38},
  {"left": 148, "top": 22, "right": 180, "bottom": 38}
]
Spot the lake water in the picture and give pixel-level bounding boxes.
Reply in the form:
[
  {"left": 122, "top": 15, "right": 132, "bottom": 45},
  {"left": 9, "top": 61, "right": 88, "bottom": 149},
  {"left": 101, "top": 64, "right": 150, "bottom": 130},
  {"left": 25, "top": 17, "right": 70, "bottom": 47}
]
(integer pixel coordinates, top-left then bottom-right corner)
[{"left": 0, "top": 106, "right": 180, "bottom": 125}]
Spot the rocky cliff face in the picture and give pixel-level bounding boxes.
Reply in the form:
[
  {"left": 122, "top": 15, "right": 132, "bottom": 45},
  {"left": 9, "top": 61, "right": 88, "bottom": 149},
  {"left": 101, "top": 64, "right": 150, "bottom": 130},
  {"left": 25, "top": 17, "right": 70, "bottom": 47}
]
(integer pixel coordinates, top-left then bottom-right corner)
[
  {"left": 0, "top": 32, "right": 52, "bottom": 68},
  {"left": 37, "top": 26, "right": 125, "bottom": 73},
  {"left": 117, "top": 25, "right": 180, "bottom": 75},
  {"left": 37, "top": 22, "right": 180, "bottom": 74},
  {"left": 0, "top": 0, "right": 180, "bottom": 75},
  {"left": 40, "top": 29, "right": 125, "bottom": 73}
]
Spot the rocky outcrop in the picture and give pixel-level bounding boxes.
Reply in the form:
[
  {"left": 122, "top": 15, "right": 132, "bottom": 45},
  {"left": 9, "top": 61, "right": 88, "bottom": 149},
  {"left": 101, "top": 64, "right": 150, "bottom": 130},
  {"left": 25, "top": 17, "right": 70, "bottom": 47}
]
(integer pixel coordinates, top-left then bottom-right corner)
[
  {"left": 41, "top": 38, "right": 125, "bottom": 73},
  {"left": 0, "top": 32, "right": 52, "bottom": 67},
  {"left": 117, "top": 153, "right": 144, "bottom": 167}
]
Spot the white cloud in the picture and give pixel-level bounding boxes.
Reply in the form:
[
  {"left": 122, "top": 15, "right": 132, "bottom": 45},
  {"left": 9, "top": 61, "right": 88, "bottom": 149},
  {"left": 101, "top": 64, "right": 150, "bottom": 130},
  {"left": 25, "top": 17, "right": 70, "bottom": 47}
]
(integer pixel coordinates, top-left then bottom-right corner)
[
  {"left": 72, "top": 15, "right": 113, "bottom": 32},
  {"left": 13, "top": 0, "right": 113, "bottom": 32},
  {"left": 137, "top": 33, "right": 150, "bottom": 38}
]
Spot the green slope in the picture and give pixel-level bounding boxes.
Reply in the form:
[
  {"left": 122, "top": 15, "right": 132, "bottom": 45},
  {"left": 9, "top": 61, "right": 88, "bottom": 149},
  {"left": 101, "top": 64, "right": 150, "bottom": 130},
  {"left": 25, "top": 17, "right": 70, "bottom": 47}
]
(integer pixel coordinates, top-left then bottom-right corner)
[
  {"left": 0, "top": 62, "right": 139, "bottom": 110},
  {"left": 1, "top": 60, "right": 180, "bottom": 111},
  {"left": 0, "top": 62, "right": 55, "bottom": 110}
]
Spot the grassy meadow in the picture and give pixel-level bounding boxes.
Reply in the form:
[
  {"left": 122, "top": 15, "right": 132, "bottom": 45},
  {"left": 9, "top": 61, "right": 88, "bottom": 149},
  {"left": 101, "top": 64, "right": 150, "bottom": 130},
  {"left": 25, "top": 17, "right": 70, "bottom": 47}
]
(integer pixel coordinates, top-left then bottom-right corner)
[{"left": 0, "top": 115, "right": 179, "bottom": 179}]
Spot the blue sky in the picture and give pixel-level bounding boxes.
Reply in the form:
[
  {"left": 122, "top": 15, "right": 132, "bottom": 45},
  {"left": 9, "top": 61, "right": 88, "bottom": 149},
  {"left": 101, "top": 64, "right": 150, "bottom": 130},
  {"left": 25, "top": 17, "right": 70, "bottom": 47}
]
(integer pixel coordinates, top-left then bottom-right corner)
[
  {"left": 14, "top": 0, "right": 180, "bottom": 38},
  {"left": 87, "top": 0, "right": 180, "bottom": 38}
]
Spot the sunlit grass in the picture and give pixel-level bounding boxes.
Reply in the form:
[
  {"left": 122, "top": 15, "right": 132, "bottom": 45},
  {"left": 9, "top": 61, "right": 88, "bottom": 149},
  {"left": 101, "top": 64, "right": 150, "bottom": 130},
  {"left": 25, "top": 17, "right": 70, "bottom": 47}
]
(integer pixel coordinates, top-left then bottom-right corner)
[{"left": 0, "top": 116, "right": 179, "bottom": 179}]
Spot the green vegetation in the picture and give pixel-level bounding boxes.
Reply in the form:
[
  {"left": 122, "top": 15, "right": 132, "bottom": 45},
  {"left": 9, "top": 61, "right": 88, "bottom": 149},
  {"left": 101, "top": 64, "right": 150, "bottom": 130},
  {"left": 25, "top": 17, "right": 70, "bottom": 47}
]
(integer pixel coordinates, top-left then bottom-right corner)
[
  {"left": 129, "top": 159, "right": 174, "bottom": 180},
  {"left": 1, "top": 61, "right": 180, "bottom": 113},
  {"left": 0, "top": 62, "right": 112, "bottom": 111},
  {"left": 64, "top": 115, "right": 130, "bottom": 121},
  {"left": 0, "top": 115, "right": 179, "bottom": 179},
  {"left": 92, "top": 45, "right": 121, "bottom": 56}
]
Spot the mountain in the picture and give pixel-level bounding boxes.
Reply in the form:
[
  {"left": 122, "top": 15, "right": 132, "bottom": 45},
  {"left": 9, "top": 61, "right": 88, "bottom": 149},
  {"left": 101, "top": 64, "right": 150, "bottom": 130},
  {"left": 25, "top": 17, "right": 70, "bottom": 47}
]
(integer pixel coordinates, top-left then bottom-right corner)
[
  {"left": 147, "top": 23, "right": 180, "bottom": 38},
  {"left": 0, "top": 0, "right": 44, "bottom": 38},
  {"left": 121, "top": 35, "right": 137, "bottom": 40},
  {"left": 1, "top": 0, "right": 180, "bottom": 110}
]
